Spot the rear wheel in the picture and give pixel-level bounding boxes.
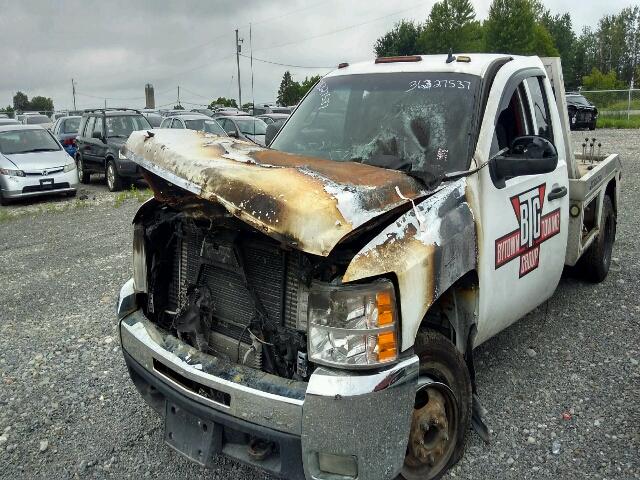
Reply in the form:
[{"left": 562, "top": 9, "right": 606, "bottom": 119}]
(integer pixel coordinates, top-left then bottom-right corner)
[
  {"left": 106, "top": 160, "right": 123, "bottom": 192},
  {"left": 580, "top": 195, "right": 615, "bottom": 282},
  {"left": 77, "top": 156, "right": 91, "bottom": 184},
  {"left": 400, "top": 330, "right": 472, "bottom": 480}
]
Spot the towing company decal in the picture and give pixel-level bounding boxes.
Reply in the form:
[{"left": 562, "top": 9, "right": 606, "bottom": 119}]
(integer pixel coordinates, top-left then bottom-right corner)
[{"left": 495, "top": 184, "right": 561, "bottom": 277}]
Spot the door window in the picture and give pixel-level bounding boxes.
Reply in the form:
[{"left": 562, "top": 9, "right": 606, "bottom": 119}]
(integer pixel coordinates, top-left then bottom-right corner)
[
  {"left": 93, "top": 117, "right": 104, "bottom": 138},
  {"left": 171, "top": 119, "right": 184, "bottom": 129},
  {"left": 84, "top": 117, "right": 95, "bottom": 137},
  {"left": 525, "top": 77, "right": 553, "bottom": 142},
  {"left": 493, "top": 82, "right": 532, "bottom": 153}
]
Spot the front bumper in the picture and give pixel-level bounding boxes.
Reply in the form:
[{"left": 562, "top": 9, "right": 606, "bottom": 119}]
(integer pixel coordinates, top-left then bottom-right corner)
[
  {"left": 0, "top": 169, "right": 78, "bottom": 199},
  {"left": 118, "top": 281, "right": 418, "bottom": 480}
]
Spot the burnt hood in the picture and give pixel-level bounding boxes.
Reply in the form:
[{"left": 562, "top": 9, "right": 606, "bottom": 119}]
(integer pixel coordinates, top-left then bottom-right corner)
[{"left": 123, "top": 129, "right": 428, "bottom": 256}]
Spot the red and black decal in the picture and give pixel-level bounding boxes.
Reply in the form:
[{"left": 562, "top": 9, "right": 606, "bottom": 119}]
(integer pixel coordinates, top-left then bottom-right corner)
[{"left": 495, "top": 184, "right": 561, "bottom": 277}]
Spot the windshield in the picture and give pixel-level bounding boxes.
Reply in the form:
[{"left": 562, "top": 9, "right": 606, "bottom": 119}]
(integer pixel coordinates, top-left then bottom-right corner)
[
  {"left": 62, "top": 117, "right": 81, "bottom": 134},
  {"left": 236, "top": 118, "right": 267, "bottom": 135},
  {"left": 203, "top": 120, "right": 227, "bottom": 135},
  {"left": 567, "top": 95, "right": 591, "bottom": 106},
  {"left": 25, "top": 115, "right": 51, "bottom": 125},
  {"left": 0, "top": 129, "right": 60, "bottom": 154},
  {"left": 271, "top": 72, "right": 479, "bottom": 174},
  {"left": 106, "top": 115, "right": 151, "bottom": 137}
]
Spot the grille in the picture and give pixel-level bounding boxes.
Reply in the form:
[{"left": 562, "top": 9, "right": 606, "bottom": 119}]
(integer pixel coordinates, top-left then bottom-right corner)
[
  {"left": 22, "top": 182, "right": 70, "bottom": 193},
  {"left": 170, "top": 223, "right": 304, "bottom": 342}
]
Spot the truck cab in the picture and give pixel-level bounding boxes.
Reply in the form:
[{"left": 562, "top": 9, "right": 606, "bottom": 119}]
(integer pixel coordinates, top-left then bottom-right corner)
[{"left": 117, "top": 54, "right": 619, "bottom": 480}]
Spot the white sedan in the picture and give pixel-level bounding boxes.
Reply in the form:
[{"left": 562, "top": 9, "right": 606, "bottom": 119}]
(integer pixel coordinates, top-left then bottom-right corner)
[{"left": 0, "top": 125, "right": 78, "bottom": 205}]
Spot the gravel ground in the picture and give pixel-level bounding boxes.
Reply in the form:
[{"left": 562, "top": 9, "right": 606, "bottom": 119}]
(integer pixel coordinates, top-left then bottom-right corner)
[{"left": 0, "top": 129, "right": 638, "bottom": 479}]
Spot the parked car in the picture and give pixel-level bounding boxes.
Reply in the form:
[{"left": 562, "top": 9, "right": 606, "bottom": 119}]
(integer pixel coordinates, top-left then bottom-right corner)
[
  {"left": 160, "top": 109, "right": 193, "bottom": 117},
  {"left": 0, "top": 125, "right": 78, "bottom": 205},
  {"left": 51, "top": 115, "right": 81, "bottom": 157},
  {"left": 211, "top": 108, "right": 249, "bottom": 118},
  {"left": 190, "top": 108, "right": 215, "bottom": 117},
  {"left": 75, "top": 108, "right": 151, "bottom": 191},
  {"left": 566, "top": 93, "right": 598, "bottom": 130},
  {"left": 216, "top": 116, "right": 267, "bottom": 145},
  {"left": 256, "top": 113, "right": 289, "bottom": 125},
  {"left": 142, "top": 112, "right": 162, "bottom": 127},
  {"left": 0, "top": 113, "right": 9, "bottom": 118},
  {"left": 21, "top": 114, "right": 52, "bottom": 129},
  {"left": 159, "top": 114, "right": 227, "bottom": 136},
  {"left": 0, "top": 119, "right": 20, "bottom": 126},
  {"left": 250, "top": 104, "right": 291, "bottom": 115}
]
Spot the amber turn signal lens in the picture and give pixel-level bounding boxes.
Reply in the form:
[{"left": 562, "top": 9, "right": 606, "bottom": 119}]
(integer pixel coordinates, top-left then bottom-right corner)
[
  {"left": 377, "top": 331, "right": 397, "bottom": 362},
  {"left": 376, "top": 291, "right": 393, "bottom": 326}
]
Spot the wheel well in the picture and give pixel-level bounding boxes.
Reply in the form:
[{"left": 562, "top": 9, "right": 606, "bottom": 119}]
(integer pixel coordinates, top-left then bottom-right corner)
[
  {"left": 418, "top": 270, "right": 479, "bottom": 354},
  {"left": 605, "top": 178, "right": 617, "bottom": 214}
]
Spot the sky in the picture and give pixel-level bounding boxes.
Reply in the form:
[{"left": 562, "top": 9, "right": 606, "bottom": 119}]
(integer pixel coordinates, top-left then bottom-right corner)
[{"left": 0, "top": 0, "right": 633, "bottom": 111}]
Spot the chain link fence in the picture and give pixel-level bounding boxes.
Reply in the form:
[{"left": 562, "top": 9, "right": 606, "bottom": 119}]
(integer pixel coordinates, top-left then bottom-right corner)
[{"left": 579, "top": 89, "right": 640, "bottom": 124}]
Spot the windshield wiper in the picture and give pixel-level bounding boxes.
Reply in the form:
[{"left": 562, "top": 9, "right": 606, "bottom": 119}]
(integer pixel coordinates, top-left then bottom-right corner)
[
  {"left": 19, "top": 148, "right": 59, "bottom": 153},
  {"left": 108, "top": 134, "right": 129, "bottom": 138}
]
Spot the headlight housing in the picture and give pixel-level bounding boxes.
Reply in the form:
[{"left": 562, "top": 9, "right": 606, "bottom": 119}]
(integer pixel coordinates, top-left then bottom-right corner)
[
  {"left": 132, "top": 223, "right": 147, "bottom": 292},
  {"left": 308, "top": 279, "right": 398, "bottom": 369},
  {"left": 0, "top": 168, "right": 25, "bottom": 177},
  {"left": 63, "top": 162, "right": 76, "bottom": 173}
]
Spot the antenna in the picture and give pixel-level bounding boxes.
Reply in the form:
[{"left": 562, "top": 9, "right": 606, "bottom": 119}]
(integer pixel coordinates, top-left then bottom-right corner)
[
  {"left": 446, "top": 49, "right": 456, "bottom": 64},
  {"left": 71, "top": 79, "right": 76, "bottom": 110}
]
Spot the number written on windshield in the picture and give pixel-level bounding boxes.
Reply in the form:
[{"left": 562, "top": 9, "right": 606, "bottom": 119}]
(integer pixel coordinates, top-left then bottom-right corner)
[{"left": 406, "top": 79, "right": 472, "bottom": 92}]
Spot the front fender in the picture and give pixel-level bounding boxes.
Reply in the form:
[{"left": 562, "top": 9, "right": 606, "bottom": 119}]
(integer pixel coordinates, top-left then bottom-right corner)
[{"left": 343, "top": 179, "right": 476, "bottom": 351}]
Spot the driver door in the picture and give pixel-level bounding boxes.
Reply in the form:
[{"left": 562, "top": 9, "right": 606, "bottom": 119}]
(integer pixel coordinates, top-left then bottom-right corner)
[{"left": 475, "top": 67, "right": 570, "bottom": 344}]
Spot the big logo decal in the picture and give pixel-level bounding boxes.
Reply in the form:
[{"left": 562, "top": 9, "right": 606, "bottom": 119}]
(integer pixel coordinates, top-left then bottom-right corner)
[{"left": 495, "top": 184, "right": 561, "bottom": 277}]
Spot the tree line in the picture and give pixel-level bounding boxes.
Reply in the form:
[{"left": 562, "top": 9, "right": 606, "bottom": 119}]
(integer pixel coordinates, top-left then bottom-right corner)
[
  {"left": 5, "top": 91, "right": 55, "bottom": 114},
  {"left": 373, "top": 0, "right": 640, "bottom": 91}
]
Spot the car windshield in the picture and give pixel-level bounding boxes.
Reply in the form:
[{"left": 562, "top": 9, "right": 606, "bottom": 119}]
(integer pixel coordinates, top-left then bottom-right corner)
[
  {"left": 184, "top": 119, "right": 208, "bottom": 131},
  {"left": 0, "top": 129, "right": 61, "bottom": 154},
  {"left": 203, "top": 120, "right": 227, "bottom": 135},
  {"left": 145, "top": 114, "right": 162, "bottom": 127},
  {"left": 271, "top": 72, "right": 479, "bottom": 175},
  {"left": 236, "top": 118, "right": 267, "bottom": 135},
  {"left": 106, "top": 115, "right": 151, "bottom": 137},
  {"left": 25, "top": 115, "right": 51, "bottom": 125},
  {"left": 62, "top": 117, "right": 81, "bottom": 134},
  {"left": 568, "top": 95, "right": 591, "bottom": 106}
]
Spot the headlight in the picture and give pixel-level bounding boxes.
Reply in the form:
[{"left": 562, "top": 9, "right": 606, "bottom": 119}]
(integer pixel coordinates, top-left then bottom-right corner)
[
  {"left": 308, "top": 279, "right": 398, "bottom": 368},
  {"left": 0, "top": 168, "right": 25, "bottom": 177},
  {"left": 132, "top": 223, "right": 147, "bottom": 292},
  {"left": 63, "top": 162, "right": 76, "bottom": 172}
]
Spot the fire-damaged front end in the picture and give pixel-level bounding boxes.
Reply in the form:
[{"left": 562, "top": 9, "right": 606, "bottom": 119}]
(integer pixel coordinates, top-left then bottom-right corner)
[{"left": 117, "top": 129, "right": 476, "bottom": 480}]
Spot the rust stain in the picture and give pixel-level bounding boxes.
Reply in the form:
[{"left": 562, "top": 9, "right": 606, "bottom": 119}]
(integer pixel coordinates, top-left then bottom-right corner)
[{"left": 124, "top": 129, "right": 426, "bottom": 256}]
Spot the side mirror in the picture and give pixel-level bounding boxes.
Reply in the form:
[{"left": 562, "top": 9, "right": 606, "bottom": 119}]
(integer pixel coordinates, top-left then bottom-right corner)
[
  {"left": 226, "top": 130, "right": 238, "bottom": 138},
  {"left": 265, "top": 123, "right": 281, "bottom": 147},
  {"left": 490, "top": 136, "right": 558, "bottom": 188},
  {"left": 92, "top": 131, "right": 103, "bottom": 141}
]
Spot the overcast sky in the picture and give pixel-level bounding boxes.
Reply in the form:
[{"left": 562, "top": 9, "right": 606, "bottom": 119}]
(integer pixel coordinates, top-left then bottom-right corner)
[{"left": 0, "top": 0, "right": 633, "bottom": 111}]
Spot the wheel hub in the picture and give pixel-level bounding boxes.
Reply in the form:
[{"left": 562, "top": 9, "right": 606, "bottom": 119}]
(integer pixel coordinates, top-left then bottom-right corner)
[{"left": 403, "top": 380, "right": 458, "bottom": 479}]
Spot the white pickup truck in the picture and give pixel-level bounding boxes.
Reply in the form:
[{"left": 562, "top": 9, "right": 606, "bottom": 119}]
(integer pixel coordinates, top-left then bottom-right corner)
[{"left": 116, "top": 54, "right": 621, "bottom": 480}]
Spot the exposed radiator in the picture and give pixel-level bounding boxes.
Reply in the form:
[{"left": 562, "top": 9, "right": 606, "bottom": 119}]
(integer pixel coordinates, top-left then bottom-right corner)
[{"left": 168, "top": 223, "right": 306, "bottom": 344}]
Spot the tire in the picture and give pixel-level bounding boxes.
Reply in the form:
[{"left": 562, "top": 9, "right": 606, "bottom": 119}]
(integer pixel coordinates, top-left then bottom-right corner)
[
  {"left": 400, "top": 330, "right": 472, "bottom": 480},
  {"left": 580, "top": 195, "right": 615, "bottom": 283},
  {"left": 67, "top": 190, "right": 77, "bottom": 198},
  {"left": 106, "top": 160, "right": 123, "bottom": 192},
  {"left": 77, "top": 155, "right": 91, "bottom": 184}
]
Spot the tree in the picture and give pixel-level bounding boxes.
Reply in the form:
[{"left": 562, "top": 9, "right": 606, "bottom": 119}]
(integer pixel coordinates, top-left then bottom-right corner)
[
  {"left": 418, "top": 0, "right": 484, "bottom": 53},
  {"left": 298, "top": 75, "right": 322, "bottom": 100},
  {"left": 208, "top": 97, "right": 237, "bottom": 109},
  {"left": 582, "top": 68, "right": 625, "bottom": 90},
  {"left": 573, "top": 27, "right": 597, "bottom": 88},
  {"left": 242, "top": 102, "right": 253, "bottom": 110},
  {"left": 374, "top": 20, "right": 424, "bottom": 57},
  {"left": 29, "top": 96, "right": 54, "bottom": 113},
  {"left": 277, "top": 71, "right": 301, "bottom": 106},
  {"left": 13, "top": 91, "right": 29, "bottom": 111},
  {"left": 541, "top": 11, "right": 577, "bottom": 88},
  {"left": 3, "top": 105, "right": 15, "bottom": 118}
]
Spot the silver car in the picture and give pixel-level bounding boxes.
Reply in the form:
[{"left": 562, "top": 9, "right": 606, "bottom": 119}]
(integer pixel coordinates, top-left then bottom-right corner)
[{"left": 0, "top": 125, "right": 78, "bottom": 205}]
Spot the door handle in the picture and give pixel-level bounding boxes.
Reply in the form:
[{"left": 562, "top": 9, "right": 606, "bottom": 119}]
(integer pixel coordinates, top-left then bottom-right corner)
[{"left": 548, "top": 186, "right": 567, "bottom": 200}]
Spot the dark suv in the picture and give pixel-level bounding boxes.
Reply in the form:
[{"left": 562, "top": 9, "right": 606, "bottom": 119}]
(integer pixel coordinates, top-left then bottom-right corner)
[{"left": 75, "top": 109, "right": 151, "bottom": 191}]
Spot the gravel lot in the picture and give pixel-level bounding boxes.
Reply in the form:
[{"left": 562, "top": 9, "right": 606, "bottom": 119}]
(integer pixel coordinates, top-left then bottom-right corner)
[{"left": 0, "top": 130, "right": 638, "bottom": 479}]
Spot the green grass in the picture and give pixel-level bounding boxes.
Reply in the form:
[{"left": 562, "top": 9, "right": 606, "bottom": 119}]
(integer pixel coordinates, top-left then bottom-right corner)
[
  {"left": 114, "top": 184, "right": 152, "bottom": 208},
  {"left": 597, "top": 114, "right": 640, "bottom": 129}
]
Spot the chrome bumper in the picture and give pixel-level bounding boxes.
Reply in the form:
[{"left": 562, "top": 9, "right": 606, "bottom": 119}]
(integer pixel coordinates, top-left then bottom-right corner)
[{"left": 118, "top": 279, "right": 418, "bottom": 480}]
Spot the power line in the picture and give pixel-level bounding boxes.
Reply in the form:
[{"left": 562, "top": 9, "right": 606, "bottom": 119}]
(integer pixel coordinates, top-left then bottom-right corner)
[
  {"left": 254, "top": 0, "right": 431, "bottom": 53},
  {"left": 238, "top": 53, "right": 333, "bottom": 69}
]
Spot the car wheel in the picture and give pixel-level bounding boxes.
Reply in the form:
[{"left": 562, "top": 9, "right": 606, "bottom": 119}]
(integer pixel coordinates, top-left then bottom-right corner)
[
  {"left": 77, "top": 156, "right": 91, "bottom": 184},
  {"left": 106, "top": 160, "right": 123, "bottom": 192},
  {"left": 580, "top": 195, "right": 615, "bottom": 283},
  {"left": 67, "top": 191, "right": 77, "bottom": 198},
  {"left": 399, "top": 330, "right": 472, "bottom": 480}
]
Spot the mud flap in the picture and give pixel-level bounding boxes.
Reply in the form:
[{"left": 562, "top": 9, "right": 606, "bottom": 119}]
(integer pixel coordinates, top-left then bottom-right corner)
[{"left": 471, "top": 394, "right": 491, "bottom": 443}]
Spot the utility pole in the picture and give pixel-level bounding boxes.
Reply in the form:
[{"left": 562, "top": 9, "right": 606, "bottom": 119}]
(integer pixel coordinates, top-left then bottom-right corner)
[
  {"left": 71, "top": 79, "right": 76, "bottom": 110},
  {"left": 177, "top": 85, "right": 180, "bottom": 107},
  {"left": 235, "top": 29, "right": 243, "bottom": 108}
]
